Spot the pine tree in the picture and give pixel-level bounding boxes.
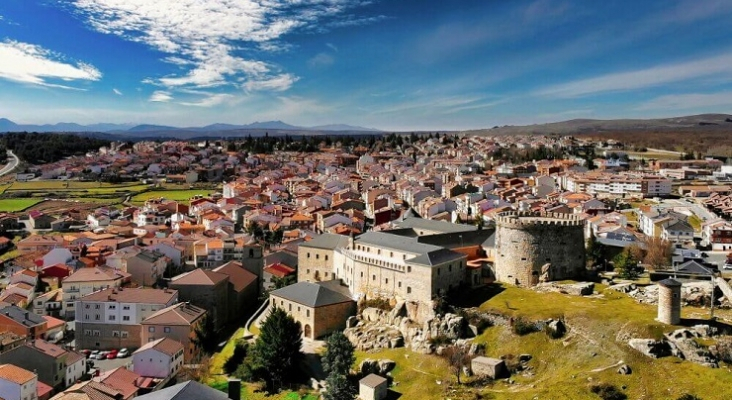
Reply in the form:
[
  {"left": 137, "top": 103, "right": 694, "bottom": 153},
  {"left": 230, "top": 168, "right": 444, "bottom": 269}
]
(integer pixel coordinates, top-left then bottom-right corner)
[
  {"left": 322, "top": 331, "right": 355, "bottom": 376},
  {"left": 251, "top": 307, "right": 303, "bottom": 392},
  {"left": 614, "top": 246, "right": 641, "bottom": 279},
  {"left": 323, "top": 373, "right": 356, "bottom": 400}
]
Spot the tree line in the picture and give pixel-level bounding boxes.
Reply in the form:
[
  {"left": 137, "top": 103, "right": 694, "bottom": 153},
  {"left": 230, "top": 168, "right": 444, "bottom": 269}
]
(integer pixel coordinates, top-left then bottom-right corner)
[{"left": 0, "top": 132, "right": 110, "bottom": 164}]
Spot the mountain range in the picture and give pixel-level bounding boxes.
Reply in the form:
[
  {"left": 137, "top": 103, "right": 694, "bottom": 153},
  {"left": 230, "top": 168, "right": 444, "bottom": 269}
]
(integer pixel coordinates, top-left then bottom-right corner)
[{"left": 0, "top": 118, "right": 381, "bottom": 135}]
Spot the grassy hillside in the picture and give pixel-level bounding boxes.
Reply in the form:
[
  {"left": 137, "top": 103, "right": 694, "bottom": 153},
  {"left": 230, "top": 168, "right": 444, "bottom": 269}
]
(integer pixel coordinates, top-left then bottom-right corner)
[{"left": 359, "top": 284, "right": 730, "bottom": 400}]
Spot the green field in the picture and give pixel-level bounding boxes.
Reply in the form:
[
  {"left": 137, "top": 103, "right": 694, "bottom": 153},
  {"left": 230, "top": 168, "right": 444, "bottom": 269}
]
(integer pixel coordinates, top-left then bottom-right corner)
[
  {"left": 132, "top": 189, "right": 215, "bottom": 203},
  {"left": 0, "top": 198, "right": 43, "bottom": 212}
]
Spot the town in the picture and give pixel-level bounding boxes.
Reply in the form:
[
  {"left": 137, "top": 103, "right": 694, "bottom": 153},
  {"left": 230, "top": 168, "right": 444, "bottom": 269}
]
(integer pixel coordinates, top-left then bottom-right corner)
[{"left": 0, "top": 132, "right": 729, "bottom": 399}]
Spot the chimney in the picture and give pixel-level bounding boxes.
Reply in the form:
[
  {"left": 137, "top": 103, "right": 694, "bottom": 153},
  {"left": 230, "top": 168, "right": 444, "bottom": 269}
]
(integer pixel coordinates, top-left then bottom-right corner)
[{"left": 227, "top": 378, "right": 241, "bottom": 400}]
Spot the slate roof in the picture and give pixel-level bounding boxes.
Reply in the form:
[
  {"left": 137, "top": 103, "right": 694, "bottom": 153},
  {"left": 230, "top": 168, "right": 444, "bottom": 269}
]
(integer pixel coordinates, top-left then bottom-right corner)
[
  {"left": 299, "top": 233, "right": 350, "bottom": 250},
  {"left": 406, "top": 248, "right": 466, "bottom": 266},
  {"left": 675, "top": 260, "right": 715, "bottom": 276},
  {"left": 0, "top": 305, "right": 46, "bottom": 327},
  {"left": 392, "top": 216, "right": 478, "bottom": 234},
  {"left": 658, "top": 278, "right": 682, "bottom": 287},
  {"left": 270, "top": 282, "right": 353, "bottom": 308},
  {"left": 135, "top": 380, "right": 228, "bottom": 400}
]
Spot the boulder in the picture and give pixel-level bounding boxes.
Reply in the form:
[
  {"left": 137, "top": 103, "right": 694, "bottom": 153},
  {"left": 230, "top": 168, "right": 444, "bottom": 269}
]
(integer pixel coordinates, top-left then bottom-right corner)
[
  {"left": 547, "top": 319, "right": 567, "bottom": 337},
  {"left": 628, "top": 339, "right": 673, "bottom": 359},
  {"left": 359, "top": 359, "right": 378, "bottom": 375},
  {"left": 378, "top": 359, "right": 396, "bottom": 374},
  {"left": 566, "top": 282, "right": 595, "bottom": 296},
  {"left": 617, "top": 364, "right": 632, "bottom": 375}
]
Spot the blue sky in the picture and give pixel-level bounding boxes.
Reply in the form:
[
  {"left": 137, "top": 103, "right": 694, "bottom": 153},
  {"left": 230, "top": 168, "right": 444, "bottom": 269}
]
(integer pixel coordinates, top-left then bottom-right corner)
[{"left": 1, "top": 0, "right": 732, "bottom": 131}]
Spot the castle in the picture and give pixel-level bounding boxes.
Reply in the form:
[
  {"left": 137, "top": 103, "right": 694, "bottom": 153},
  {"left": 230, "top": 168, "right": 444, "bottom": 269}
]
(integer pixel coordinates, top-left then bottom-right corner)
[{"left": 493, "top": 211, "right": 586, "bottom": 287}]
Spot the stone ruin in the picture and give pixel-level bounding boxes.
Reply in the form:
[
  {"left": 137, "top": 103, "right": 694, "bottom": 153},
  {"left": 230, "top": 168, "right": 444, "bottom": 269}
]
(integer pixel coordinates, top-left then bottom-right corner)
[{"left": 608, "top": 281, "right": 729, "bottom": 308}]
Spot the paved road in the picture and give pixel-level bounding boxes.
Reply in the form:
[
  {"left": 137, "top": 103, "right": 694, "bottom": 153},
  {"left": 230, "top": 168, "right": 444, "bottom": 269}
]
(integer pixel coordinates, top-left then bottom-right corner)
[{"left": 0, "top": 151, "right": 18, "bottom": 177}]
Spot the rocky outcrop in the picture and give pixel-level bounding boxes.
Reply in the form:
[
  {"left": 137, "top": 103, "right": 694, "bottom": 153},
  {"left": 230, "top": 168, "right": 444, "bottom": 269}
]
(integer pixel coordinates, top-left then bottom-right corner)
[
  {"left": 359, "top": 358, "right": 396, "bottom": 376},
  {"left": 628, "top": 339, "right": 673, "bottom": 358},
  {"left": 344, "top": 303, "right": 469, "bottom": 353},
  {"left": 617, "top": 364, "right": 632, "bottom": 375},
  {"left": 628, "top": 326, "right": 720, "bottom": 368},
  {"left": 533, "top": 282, "right": 595, "bottom": 296},
  {"left": 609, "top": 281, "right": 730, "bottom": 308}
]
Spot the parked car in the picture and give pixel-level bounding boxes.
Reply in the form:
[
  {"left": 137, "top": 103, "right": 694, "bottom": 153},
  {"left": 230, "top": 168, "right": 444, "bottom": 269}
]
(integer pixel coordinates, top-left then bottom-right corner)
[
  {"left": 724, "top": 263, "right": 732, "bottom": 270},
  {"left": 80, "top": 349, "right": 91, "bottom": 358},
  {"left": 94, "top": 352, "right": 106, "bottom": 360},
  {"left": 106, "top": 352, "right": 117, "bottom": 360},
  {"left": 116, "top": 348, "right": 129, "bottom": 358},
  {"left": 89, "top": 350, "right": 100, "bottom": 359}
]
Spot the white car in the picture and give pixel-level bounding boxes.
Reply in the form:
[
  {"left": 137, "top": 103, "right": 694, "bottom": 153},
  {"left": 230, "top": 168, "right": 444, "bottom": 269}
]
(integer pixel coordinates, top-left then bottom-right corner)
[
  {"left": 116, "top": 348, "right": 129, "bottom": 358},
  {"left": 724, "top": 263, "right": 732, "bottom": 270}
]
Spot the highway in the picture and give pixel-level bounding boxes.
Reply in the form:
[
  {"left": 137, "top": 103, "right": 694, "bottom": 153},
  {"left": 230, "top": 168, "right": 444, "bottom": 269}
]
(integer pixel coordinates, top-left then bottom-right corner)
[{"left": 0, "top": 151, "right": 18, "bottom": 177}]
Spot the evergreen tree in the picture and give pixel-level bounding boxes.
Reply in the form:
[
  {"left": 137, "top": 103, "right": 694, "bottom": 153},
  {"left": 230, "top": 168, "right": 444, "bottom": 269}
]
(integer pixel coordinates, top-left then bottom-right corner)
[
  {"left": 251, "top": 307, "right": 303, "bottom": 392},
  {"left": 192, "top": 314, "right": 218, "bottom": 354},
  {"left": 322, "top": 331, "right": 355, "bottom": 376},
  {"left": 323, "top": 373, "right": 356, "bottom": 400},
  {"left": 614, "top": 246, "right": 641, "bottom": 279}
]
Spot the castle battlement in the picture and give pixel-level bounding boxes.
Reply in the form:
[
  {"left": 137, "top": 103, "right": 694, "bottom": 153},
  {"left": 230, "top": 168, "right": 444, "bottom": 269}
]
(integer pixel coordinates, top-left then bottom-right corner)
[{"left": 495, "top": 211, "right": 584, "bottom": 229}]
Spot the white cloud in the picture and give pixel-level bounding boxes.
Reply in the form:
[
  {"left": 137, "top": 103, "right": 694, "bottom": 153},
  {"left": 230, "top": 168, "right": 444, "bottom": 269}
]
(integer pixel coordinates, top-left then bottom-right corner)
[
  {"left": 113, "top": 88, "right": 123, "bottom": 95},
  {"left": 179, "top": 93, "right": 234, "bottom": 107},
  {"left": 536, "top": 52, "right": 732, "bottom": 98},
  {"left": 637, "top": 92, "right": 732, "bottom": 110},
  {"left": 0, "top": 40, "right": 101, "bottom": 88},
  {"left": 308, "top": 53, "right": 334, "bottom": 68},
  {"left": 71, "top": 0, "right": 378, "bottom": 94},
  {"left": 245, "top": 74, "right": 298, "bottom": 92},
  {"left": 149, "top": 90, "right": 173, "bottom": 102}
]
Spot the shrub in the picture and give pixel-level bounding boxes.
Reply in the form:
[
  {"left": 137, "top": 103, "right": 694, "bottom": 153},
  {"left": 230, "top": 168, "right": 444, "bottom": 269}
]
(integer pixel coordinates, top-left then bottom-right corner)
[
  {"left": 512, "top": 317, "right": 538, "bottom": 336},
  {"left": 677, "top": 395, "right": 702, "bottom": 400},
  {"left": 358, "top": 298, "right": 392, "bottom": 313},
  {"left": 590, "top": 383, "right": 627, "bottom": 400}
]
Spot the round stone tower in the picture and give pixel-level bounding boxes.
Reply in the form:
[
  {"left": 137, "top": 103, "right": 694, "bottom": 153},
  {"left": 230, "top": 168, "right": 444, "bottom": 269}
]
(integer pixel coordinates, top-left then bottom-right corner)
[
  {"left": 494, "top": 211, "right": 586, "bottom": 287},
  {"left": 657, "top": 278, "right": 682, "bottom": 325}
]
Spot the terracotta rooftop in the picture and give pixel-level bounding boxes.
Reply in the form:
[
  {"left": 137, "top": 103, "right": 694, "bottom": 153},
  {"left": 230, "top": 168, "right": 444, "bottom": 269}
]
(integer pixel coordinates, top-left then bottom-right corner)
[
  {"left": 134, "top": 337, "right": 183, "bottom": 357},
  {"left": 0, "top": 363, "right": 35, "bottom": 384},
  {"left": 212, "top": 261, "right": 257, "bottom": 292},
  {"left": 171, "top": 268, "right": 228, "bottom": 286},
  {"left": 81, "top": 287, "right": 178, "bottom": 305},
  {"left": 63, "top": 266, "right": 128, "bottom": 283},
  {"left": 95, "top": 367, "right": 141, "bottom": 399},
  {"left": 141, "top": 302, "right": 206, "bottom": 326}
]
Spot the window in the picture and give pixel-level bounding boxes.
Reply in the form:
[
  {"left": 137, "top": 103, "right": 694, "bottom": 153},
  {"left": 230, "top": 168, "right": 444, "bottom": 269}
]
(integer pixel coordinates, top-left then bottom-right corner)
[
  {"left": 372, "top": 275, "right": 376, "bottom": 281},
  {"left": 449, "top": 265, "right": 452, "bottom": 272},
  {"left": 385, "top": 278, "right": 389, "bottom": 284},
  {"left": 123, "top": 305, "right": 130, "bottom": 310},
  {"left": 398, "top": 282, "right": 402, "bottom": 288},
  {"left": 306, "top": 310, "right": 310, "bottom": 317},
  {"left": 109, "top": 305, "right": 116, "bottom": 309},
  {"left": 325, "top": 255, "right": 329, "bottom": 261},
  {"left": 93, "top": 330, "right": 100, "bottom": 337},
  {"left": 407, "top": 287, "right": 412, "bottom": 294},
  {"left": 316, "top": 254, "right": 320, "bottom": 260},
  {"left": 121, "top": 331, "right": 129, "bottom": 338},
  {"left": 123, "top": 316, "right": 130, "bottom": 321},
  {"left": 148, "top": 327, "right": 155, "bottom": 333},
  {"left": 112, "top": 331, "right": 119, "bottom": 337},
  {"left": 95, "top": 314, "right": 100, "bottom": 320},
  {"left": 95, "top": 304, "right": 100, "bottom": 309},
  {"left": 109, "top": 315, "right": 116, "bottom": 321},
  {"left": 84, "top": 314, "right": 89, "bottom": 320},
  {"left": 289, "top": 304, "right": 292, "bottom": 311},
  {"left": 84, "top": 304, "right": 90, "bottom": 309},
  {"left": 84, "top": 329, "right": 91, "bottom": 336},
  {"left": 437, "top": 268, "right": 441, "bottom": 276},
  {"left": 390, "top": 252, "right": 393, "bottom": 257},
  {"left": 307, "top": 252, "right": 311, "bottom": 258},
  {"left": 407, "top": 266, "right": 412, "bottom": 273},
  {"left": 164, "top": 327, "right": 171, "bottom": 333}
]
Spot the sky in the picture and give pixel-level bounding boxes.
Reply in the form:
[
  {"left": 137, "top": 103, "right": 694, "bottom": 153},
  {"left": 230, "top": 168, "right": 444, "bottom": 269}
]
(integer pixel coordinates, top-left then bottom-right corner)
[{"left": 1, "top": 0, "right": 732, "bottom": 131}]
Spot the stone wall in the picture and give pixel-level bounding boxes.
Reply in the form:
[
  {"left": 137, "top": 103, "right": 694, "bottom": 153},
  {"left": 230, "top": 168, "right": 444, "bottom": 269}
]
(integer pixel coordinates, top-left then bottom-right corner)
[
  {"left": 297, "top": 247, "right": 336, "bottom": 283},
  {"left": 494, "top": 212, "right": 586, "bottom": 287}
]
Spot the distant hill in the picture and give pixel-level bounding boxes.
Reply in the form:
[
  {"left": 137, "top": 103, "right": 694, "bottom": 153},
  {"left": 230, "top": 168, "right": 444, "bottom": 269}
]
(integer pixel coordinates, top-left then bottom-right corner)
[
  {"left": 467, "top": 113, "right": 732, "bottom": 135},
  {"left": 0, "top": 118, "right": 383, "bottom": 136}
]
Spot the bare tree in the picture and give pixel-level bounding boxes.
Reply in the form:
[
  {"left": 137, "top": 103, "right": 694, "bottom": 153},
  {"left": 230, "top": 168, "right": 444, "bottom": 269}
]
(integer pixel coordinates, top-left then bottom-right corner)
[
  {"left": 443, "top": 345, "right": 471, "bottom": 385},
  {"left": 642, "top": 236, "right": 673, "bottom": 270}
]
